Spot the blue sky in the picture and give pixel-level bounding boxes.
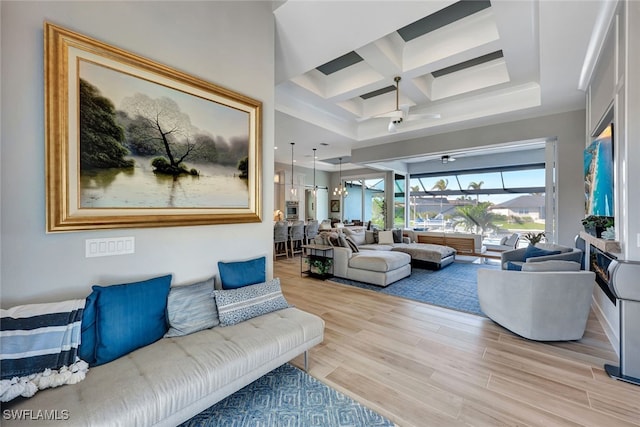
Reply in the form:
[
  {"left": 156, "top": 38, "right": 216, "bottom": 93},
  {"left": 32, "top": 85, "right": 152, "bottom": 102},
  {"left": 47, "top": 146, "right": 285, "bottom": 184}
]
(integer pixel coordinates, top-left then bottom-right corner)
[{"left": 409, "top": 169, "right": 546, "bottom": 205}]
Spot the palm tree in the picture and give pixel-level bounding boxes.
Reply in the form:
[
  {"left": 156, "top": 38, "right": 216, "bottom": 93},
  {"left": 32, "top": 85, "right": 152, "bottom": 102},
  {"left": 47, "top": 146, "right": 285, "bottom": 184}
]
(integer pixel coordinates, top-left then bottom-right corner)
[
  {"left": 454, "top": 202, "right": 496, "bottom": 235},
  {"left": 410, "top": 185, "right": 420, "bottom": 225},
  {"left": 468, "top": 181, "right": 484, "bottom": 204},
  {"left": 431, "top": 179, "right": 448, "bottom": 214}
]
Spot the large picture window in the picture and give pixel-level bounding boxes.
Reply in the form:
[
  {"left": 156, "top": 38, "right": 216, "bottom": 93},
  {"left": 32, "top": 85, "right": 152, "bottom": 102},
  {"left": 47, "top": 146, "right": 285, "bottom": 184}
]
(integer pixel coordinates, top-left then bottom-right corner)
[{"left": 408, "top": 165, "right": 546, "bottom": 244}]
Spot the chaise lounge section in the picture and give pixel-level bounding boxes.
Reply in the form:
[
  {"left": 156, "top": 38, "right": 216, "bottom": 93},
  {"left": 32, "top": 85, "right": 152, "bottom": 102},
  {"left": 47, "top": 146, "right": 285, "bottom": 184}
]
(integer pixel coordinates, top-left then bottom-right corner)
[
  {"left": 332, "top": 246, "right": 411, "bottom": 287},
  {"left": 341, "top": 227, "right": 456, "bottom": 270}
]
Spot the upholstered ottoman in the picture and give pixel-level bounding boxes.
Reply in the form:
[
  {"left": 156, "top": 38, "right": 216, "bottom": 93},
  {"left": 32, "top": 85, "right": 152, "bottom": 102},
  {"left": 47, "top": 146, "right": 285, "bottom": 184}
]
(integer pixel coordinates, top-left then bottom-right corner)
[
  {"left": 391, "top": 243, "right": 456, "bottom": 270},
  {"left": 345, "top": 250, "right": 411, "bottom": 287}
]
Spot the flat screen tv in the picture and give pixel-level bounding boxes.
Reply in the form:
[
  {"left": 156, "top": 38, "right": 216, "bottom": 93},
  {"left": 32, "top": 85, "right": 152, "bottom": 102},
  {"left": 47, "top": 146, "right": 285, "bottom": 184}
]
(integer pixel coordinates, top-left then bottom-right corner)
[{"left": 584, "top": 124, "right": 614, "bottom": 216}]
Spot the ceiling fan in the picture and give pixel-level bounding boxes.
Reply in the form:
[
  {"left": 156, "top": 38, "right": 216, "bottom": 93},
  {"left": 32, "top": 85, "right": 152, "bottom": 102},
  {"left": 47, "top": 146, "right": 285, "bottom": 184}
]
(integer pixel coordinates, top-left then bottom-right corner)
[{"left": 370, "top": 76, "right": 441, "bottom": 133}]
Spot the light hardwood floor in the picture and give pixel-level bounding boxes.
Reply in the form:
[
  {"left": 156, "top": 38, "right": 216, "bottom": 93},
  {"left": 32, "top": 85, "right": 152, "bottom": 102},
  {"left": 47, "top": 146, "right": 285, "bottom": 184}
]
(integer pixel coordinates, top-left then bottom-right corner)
[{"left": 276, "top": 257, "right": 640, "bottom": 427}]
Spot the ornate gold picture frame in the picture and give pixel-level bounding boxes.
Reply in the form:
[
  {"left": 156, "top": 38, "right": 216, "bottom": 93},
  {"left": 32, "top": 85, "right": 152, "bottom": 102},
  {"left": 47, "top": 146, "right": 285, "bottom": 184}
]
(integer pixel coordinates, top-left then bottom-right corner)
[{"left": 45, "top": 22, "right": 262, "bottom": 232}]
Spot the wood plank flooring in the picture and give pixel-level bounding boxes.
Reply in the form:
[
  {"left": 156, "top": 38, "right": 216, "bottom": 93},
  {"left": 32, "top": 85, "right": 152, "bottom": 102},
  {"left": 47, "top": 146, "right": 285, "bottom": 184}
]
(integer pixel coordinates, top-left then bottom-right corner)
[{"left": 276, "top": 258, "right": 640, "bottom": 427}]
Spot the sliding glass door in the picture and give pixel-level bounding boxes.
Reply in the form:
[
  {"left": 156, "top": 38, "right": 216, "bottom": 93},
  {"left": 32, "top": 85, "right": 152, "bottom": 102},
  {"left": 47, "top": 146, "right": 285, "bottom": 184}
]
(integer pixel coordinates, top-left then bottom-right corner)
[{"left": 342, "top": 176, "right": 385, "bottom": 228}]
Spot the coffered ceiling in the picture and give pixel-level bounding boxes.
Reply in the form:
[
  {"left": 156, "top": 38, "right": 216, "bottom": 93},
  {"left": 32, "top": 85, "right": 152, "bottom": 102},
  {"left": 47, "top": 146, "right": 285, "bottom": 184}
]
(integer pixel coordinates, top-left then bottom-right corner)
[{"left": 273, "top": 0, "right": 610, "bottom": 172}]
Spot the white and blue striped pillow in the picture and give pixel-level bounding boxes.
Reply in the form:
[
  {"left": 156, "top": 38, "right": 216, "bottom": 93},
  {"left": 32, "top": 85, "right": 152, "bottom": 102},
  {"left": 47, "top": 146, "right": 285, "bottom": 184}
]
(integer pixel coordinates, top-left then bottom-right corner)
[
  {"left": 213, "top": 278, "right": 290, "bottom": 327},
  {"left": 1, "top": 299, "right": 85, "bottom": 379},
  {"left": 165, "top": 276, "right": 219, "bottom": 337}
]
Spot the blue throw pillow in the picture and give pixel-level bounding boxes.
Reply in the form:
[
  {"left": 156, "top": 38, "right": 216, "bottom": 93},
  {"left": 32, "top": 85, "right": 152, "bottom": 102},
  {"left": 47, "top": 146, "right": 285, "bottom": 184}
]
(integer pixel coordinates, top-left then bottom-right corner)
[
  {"left": 78, "top": 291, "right": 99, "bottom": 364},
  {"left": 218, "top": 256, "right": 266, "bottom": 289},
  {"left": 506, "top": 261, "right": 522, "bottom": 271},
  {"left": 524, "top": 245, "right": 561, "bottom": 260},
  {"left": 92, "top": 274, "right": 172, "bottom": 366}
]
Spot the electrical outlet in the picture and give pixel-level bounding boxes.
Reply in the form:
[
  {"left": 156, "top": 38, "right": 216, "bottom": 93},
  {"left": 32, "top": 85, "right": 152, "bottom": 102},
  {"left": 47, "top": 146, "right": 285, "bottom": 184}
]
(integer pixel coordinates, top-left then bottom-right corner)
[{"left": 86, "top": 237, "right": 135, "bottom": 258}]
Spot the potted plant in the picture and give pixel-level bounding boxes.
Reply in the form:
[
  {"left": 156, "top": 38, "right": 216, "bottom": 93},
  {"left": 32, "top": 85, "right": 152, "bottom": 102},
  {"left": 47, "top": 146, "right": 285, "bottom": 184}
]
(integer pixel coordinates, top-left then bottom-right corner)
[
  {"left": 523, "top": 231, "right": 545, "bottom": 246},
  {"left": 581, "top": 215, "right": 614, "bottom": 238},
  {"left": 306, "top": 257, "right": 332, "bottom": 276}
]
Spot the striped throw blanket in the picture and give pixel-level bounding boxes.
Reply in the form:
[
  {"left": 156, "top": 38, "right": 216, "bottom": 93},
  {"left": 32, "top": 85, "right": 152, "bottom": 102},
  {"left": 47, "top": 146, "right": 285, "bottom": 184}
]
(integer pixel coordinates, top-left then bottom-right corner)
[{"left": 1, "top": 299, "right": 88, "bottom": 402}]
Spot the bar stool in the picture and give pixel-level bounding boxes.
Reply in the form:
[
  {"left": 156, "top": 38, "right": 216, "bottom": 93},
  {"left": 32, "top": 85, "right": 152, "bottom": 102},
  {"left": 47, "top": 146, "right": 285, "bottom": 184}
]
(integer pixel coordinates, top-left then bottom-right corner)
[
  {"left": 304, "top": 220, "right": 319, "bottom": 245},
  {"left": 273, "top": 220, "right": 289, "bottom": 260},
  {"left": 289, "top": 221, "right": 305, "bottom": 257}
]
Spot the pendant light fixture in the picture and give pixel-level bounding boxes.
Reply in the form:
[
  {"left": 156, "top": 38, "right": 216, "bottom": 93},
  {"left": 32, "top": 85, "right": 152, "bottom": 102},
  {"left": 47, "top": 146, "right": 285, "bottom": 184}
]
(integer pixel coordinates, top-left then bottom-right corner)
[
  {"left": 289, "top": 142, "right": 297, "bottom": 200},
  {"left": 312, "top": 148, "right": 317, "bottom": 196},
  {"left": 333, "top": 157, "right": 348, "bottom": 198}
]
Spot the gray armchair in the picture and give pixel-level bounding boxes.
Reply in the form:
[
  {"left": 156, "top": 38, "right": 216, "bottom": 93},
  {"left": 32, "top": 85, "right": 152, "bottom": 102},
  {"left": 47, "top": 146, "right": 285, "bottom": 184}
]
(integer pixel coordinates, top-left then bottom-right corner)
[
  {"left": 478, "top": 264, "right": 595, "bottom": 340},
  {"left": 500, "top": 243, "right": 583, "bottom": 270}
]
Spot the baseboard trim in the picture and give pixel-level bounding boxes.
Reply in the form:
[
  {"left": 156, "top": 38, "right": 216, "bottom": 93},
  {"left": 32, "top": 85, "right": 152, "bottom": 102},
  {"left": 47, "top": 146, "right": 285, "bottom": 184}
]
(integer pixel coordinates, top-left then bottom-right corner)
[{"left": 591, "top": 296, "right": 619, "bottom": 357}]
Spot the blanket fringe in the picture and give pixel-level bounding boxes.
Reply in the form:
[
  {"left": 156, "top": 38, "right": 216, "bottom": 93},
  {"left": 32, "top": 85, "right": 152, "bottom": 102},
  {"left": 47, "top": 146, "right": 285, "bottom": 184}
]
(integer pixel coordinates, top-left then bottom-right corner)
[{"left": 0, "top": 359, "right": 89, "bottom": 402}]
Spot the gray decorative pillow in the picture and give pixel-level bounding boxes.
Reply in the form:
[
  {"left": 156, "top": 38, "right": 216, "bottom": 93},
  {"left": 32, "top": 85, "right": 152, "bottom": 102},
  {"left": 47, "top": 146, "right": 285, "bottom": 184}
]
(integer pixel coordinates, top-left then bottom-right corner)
[
  {"left": 535, "top": 243, "right": 571, "bottom": 253},
  {"left": 522, "top": 261, "right": 581, "bottom": 272},
  {"left": 165, "top": 276, "right": 219, "bottom": 337},
  {"left": 365, "top": 230, "right": 377, "bottom": 244},
  {"left": 213, "top": 278, "right": 290, "bottom": 327}
]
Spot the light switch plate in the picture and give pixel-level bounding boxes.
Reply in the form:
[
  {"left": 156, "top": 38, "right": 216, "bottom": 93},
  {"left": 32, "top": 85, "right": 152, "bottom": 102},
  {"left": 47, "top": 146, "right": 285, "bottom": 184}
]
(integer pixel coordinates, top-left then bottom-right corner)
[{"left": 86, "top": 237, "right": 135, "bottom": 258}]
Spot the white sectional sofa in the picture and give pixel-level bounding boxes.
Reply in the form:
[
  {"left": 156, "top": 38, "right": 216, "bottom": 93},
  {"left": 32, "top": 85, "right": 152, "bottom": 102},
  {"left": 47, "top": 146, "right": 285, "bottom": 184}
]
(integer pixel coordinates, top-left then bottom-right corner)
[
  {"left": 332, "top": 246, "right": 411, "bottom": 287},
  {"left": 340, "top": 227, "right": 456, "bottom": 270}
]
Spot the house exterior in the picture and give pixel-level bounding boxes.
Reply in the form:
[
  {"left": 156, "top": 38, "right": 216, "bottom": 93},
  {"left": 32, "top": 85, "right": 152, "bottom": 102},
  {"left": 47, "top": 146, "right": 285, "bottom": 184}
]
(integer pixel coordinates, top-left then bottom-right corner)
[{"left": 491, "top": 194, "right": 546, "bottom": 221}]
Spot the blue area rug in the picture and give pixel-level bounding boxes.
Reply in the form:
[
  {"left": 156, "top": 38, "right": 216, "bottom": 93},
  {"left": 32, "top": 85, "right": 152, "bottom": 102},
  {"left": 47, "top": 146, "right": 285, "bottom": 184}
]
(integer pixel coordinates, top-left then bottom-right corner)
[
  {"left": 180, "top": 363, "right": 394, "bottom": 427},
  {"left": 329, "top": 261, "right": 499, "bottom": 317}
]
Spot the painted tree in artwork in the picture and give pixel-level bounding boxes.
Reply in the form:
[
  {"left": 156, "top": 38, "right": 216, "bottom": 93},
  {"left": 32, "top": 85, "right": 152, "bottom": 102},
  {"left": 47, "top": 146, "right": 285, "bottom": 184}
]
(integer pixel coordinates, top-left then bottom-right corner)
[
  {"left": 79, "top": 79, "right": 134, "bottom": 170},
  {"left": 121, "top": 93, "right": 198, "bottom": 176},
  {"left": 237, "top": 156, "right": 249, "bottom": 179}
]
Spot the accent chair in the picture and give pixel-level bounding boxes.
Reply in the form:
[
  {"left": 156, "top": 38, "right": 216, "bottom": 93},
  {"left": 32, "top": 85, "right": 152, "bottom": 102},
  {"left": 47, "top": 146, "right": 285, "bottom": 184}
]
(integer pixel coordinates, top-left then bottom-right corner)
[
  {"left": 500, "top": 242, "right": 583, "bottom": 270},
  {"left": 478, "top": 261, "right": 596, "bottom": 341}
]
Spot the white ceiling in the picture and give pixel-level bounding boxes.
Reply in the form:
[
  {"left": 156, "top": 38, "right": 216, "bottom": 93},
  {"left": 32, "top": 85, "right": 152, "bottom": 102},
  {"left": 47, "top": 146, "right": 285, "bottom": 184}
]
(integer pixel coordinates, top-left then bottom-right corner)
[{"left": 273, "top": 0, "right": 611, "bottom": 172}]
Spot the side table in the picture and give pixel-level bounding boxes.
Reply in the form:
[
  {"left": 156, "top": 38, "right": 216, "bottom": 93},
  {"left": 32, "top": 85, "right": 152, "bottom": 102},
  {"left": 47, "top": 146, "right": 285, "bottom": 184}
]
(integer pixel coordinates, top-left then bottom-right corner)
[{"left": 301, "top": 244, "right": 334, "bottom": 279}]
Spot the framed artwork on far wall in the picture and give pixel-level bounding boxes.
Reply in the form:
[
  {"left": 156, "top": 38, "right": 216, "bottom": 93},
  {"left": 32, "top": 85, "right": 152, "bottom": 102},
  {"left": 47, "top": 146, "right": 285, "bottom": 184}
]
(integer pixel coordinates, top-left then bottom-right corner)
[
  {"left": 44, "top": 22, "right": 262, "bottom": 232},
  {"left": 330, "top": 200, "right": 340, "bottom": 213}
]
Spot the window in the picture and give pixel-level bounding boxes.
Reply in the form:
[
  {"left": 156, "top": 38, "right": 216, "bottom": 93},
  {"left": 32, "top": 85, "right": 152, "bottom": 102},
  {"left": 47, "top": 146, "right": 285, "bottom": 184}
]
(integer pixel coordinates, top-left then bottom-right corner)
[
  {"left": 342, "top": 176, "right": 385, "bottom": 228},
  {"left": 394, "top": 174, "right": 405, "bottom": 228},
  {"left": 408, "top": 165, "right": 546, "bottom": 242}
]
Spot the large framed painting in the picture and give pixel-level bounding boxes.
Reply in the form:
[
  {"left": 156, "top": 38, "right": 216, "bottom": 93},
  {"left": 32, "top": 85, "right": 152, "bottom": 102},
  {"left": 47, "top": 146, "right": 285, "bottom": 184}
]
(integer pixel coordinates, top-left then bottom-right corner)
[{"left": 44, "top": 22, "right": 262, "bottom": 232}]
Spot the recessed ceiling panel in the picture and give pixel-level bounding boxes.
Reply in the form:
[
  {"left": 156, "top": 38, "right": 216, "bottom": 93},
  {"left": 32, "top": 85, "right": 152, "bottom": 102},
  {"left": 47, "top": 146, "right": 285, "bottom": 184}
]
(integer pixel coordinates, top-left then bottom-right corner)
[
  {"left": 397, "top": 0, "right": 492, "bottom": 42},
  {"left": 360, "top": 85, "right": 396, "bottom": 100},
  {"left": 321, "top": 156, "right": 353, "bottom": 165},
  {"left": 432, "top": 50, "right": 504, "bottom": 78},
  {"left": 316, "top": 51, "right": 364, "bottom": 75}
]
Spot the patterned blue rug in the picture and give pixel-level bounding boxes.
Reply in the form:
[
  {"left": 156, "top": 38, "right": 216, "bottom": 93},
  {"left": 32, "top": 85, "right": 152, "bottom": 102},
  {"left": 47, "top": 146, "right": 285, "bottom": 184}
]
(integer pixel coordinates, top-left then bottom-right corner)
[
  {"left": 180, "top": 363, "right": 394, "bottom": 427},
  {"left": 329, "top": 261, "right": 499, "bottom": 317}
]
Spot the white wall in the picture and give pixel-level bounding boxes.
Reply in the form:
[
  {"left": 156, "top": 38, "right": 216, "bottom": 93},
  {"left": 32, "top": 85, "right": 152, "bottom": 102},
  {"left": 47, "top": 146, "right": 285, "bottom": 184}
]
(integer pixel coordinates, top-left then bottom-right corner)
[
  {"left": 585, "top": 1, "right": 640, "bottom": 349},
  {"left": 0, "top": 1, "right": 275, "bottom": 307}
]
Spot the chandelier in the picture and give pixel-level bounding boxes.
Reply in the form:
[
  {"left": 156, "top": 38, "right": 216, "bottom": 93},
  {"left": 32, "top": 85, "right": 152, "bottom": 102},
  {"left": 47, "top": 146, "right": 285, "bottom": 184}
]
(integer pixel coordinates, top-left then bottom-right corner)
[
  {"left": 333, "top": 157, "right": 348, "bottom": 198},
  {"left": 290, "top": 142, "right": 297, "bottom": 200}
]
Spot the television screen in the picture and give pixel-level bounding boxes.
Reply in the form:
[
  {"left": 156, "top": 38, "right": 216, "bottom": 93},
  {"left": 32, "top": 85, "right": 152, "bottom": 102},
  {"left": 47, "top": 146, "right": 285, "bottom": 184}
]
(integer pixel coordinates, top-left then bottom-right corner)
[{"left": 584, "top": 124, "right": 614, "bottom": 216}]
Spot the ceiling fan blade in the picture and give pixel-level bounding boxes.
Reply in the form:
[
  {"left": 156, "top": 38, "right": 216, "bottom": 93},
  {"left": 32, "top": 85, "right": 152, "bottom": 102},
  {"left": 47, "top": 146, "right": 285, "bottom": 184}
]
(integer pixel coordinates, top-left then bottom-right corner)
[
  {"left": 374, "top": 109, "right": 403, "bottom": 119},
  {"left": 405, "top": 112, "right": 441, "bottom": 121}
]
